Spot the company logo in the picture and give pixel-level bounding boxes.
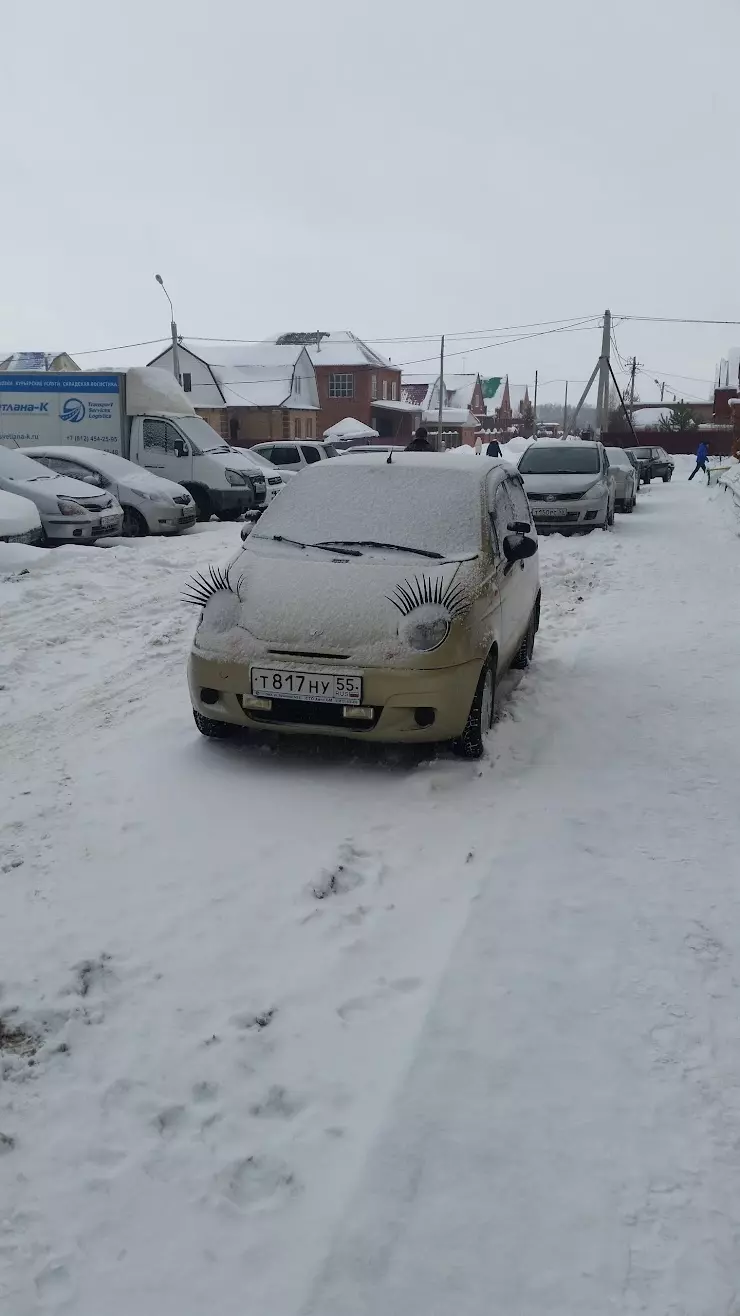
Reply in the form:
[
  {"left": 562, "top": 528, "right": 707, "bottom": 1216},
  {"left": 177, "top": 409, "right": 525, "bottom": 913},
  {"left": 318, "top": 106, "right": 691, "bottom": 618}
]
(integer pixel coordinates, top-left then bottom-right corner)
[
  {"left": 546, "top": 493, "right": 557, "bottom": 501},
  {"left": 60, "top": 398, "right": 86, "bottom": 423}
]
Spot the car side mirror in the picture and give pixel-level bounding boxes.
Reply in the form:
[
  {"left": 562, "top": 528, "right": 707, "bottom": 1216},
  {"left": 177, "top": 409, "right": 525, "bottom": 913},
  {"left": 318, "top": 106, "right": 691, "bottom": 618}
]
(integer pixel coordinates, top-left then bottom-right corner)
[
  {"left": 507, "top": 520, "right": 531, "bottom": 534},
  {"left": 173, "top": 439, "right": 187, "bottom": 458},
  {"left": 82, "top": 471, "right": 103, "bottom": 487},
  {"left": 503, "top": 533, "right": 538, "bottom": 563}
]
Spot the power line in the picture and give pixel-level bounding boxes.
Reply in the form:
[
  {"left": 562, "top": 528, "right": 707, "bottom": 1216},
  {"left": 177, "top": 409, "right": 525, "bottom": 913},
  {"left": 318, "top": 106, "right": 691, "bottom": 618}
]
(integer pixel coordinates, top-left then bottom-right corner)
[
  {"left": 618, "top": 314, "right": 740, "bottom": 326},
  {"left": 72, "top": 336, "right": 169, "bottom": 355}
]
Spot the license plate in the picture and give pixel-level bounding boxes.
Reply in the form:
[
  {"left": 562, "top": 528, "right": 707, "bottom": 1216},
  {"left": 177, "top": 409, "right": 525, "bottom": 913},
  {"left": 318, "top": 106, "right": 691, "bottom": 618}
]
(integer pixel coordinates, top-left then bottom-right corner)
[
  {"left": 533, "top": 507, "right": 562, "bottom": 518},
  {"left": 100, "top": 513, "right": 119, "bottom": 528},
  {"left": 250, "top": 667, "right": 362, "bottom": 705}
]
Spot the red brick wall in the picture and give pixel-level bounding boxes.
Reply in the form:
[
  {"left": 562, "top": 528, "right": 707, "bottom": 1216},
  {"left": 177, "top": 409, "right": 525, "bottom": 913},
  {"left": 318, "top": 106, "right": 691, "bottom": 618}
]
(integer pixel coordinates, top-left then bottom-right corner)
[
  {"left": 608, "top": 426, "right": 733, "bottom": 456},
  {"left": 314, "top": 364, "right": 401, "bottom": 435}
]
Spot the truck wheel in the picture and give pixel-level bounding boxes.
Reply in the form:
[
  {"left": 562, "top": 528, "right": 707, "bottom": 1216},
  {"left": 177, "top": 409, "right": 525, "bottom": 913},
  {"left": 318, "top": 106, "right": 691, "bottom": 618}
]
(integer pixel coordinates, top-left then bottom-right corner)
[
  {"left": 122, "top": 505, "right": 148, "bottom": 537},
  {"left": 193, "top": 709, "right": 235, "bottom": 739},
  {"left": 188, "top": 489, "right": 212, "bottom": 522},
  {"left": 452, "top": 654, "right": 496, "bottom": 760}
]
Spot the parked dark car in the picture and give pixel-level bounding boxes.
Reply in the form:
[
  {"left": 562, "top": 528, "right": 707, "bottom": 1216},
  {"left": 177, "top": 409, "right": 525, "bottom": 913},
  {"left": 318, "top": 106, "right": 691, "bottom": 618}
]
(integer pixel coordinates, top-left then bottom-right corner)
[{"left": 625, "top": 445, "right": 674, "bottom": 484}]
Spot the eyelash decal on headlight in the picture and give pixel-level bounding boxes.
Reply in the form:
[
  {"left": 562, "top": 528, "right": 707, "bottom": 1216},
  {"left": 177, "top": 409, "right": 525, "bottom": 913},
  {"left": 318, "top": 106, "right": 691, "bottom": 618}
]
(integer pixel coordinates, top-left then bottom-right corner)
[
  {"left": 183, "top": 564, "right": 245, "bottom": 608},
  {"left": 386, "top": 573, "right": 467, "bottom": 619}
]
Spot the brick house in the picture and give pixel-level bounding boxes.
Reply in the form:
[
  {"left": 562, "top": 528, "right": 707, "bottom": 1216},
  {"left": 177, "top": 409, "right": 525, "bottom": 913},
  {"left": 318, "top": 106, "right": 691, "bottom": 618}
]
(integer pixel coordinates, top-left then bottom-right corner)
[
  {"left": 147, "top": 340, "right": 319, "bottom": 446},
  {"left": 272, "top": 331, "right": 413, "bottom": 438}
]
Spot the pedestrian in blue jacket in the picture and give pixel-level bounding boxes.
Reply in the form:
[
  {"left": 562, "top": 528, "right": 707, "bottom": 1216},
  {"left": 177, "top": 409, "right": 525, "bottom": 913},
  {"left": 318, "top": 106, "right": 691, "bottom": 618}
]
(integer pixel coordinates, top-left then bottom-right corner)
[{"left": 688, "top": 439, "right": 709, "bottom": 481}]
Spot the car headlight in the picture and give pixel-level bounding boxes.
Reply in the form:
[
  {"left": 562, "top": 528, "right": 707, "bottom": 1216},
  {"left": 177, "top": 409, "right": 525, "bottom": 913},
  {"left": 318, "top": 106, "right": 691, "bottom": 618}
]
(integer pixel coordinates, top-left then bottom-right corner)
[
  {"left": 56, "top": 498, "right": 87, "bottom": 516},
  {"left": 400, "top": 604, "right": 451, "bottom": 652},
  {"left": 225, "top": 468, "right": 248, "bottom": 486}
]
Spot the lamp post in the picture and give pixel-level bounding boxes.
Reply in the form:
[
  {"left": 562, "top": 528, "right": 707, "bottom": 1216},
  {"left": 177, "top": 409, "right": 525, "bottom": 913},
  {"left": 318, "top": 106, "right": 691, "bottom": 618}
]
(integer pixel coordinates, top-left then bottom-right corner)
[{"left": 155, "top": 273, "right": 180, "bottom": 382}]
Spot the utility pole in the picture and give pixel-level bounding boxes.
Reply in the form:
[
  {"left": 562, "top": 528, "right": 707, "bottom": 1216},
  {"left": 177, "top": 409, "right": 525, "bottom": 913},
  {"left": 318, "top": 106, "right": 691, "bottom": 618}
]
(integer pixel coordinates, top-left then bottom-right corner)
[
  {"left": 532, "top": 369, "right": 538, "bottom": 438},
  {"left": 155, "top": 274, "right": 180, "bottom": 383},
  {"left": 437, "top": 334, "right": 445, "bottom": 451},
  {"left": 596, "top": 308, "right": 611, "bottom": 437},
  {"left": 562, "top": 380, "right": 569, "bottom": 437},
  {"left": 628, "top": 356, "right": 637, "bottom": 424}
]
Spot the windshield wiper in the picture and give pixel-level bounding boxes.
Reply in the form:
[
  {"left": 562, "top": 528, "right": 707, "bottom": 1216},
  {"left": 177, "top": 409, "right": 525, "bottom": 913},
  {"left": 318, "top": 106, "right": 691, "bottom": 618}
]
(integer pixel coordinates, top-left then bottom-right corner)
[
  {"left": 318, "top": 539, "right": 444, "bottom": 560},
  {"left": 255, "top": 533, "right": 362, "bottom": 556}
]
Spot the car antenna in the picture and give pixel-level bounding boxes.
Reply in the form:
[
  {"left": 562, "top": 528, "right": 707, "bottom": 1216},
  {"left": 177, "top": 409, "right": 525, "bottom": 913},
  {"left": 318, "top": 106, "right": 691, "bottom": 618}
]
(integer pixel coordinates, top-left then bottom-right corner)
[{"left": 386, "top": 449, "right": 393, "bottom": 464}]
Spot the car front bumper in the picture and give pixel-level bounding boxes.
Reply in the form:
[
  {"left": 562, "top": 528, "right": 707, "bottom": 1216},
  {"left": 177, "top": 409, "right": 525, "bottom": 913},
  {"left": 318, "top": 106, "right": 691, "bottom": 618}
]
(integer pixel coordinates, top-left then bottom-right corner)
[
  {"left": 145, "top": 504, "right": 197, "bottom": 533},
  {"left": 529, "top": 496, "right": 608, "bottom": 531},
  {"left": 188, "top": 652, "right": 484, "bottom": 744},
  {"left": 209, "top": 488, "right": 257, "bottom": 515},
  {"left": 45, "top": 514, "right": 123, "bottom": 543}
]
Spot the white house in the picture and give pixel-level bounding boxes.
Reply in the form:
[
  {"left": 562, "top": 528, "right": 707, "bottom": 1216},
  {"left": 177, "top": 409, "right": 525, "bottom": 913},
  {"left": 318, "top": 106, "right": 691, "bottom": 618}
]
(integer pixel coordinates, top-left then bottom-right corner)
[{"left": 147, "top": 340, "right": 319, "bottom": 446}]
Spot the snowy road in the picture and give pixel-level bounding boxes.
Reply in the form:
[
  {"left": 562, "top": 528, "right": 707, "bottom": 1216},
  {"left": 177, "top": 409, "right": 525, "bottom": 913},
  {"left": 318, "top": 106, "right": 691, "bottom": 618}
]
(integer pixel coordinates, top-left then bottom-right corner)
[{"left": 2, "top": 469, "right": 740, "bottom": 1315}]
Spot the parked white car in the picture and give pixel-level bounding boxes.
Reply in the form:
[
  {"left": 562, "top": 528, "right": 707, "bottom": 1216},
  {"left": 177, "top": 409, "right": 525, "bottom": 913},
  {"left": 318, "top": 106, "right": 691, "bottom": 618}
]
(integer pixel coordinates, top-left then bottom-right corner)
[
  {"left": 0, "top": 447, "right": 123, "bottom": 543},
  {"left": 227, "top": 448, "right": 286, "bottom": 505},
  {"left": 250, "top": 440, "right": 341, "bottom": 478},
  {"left": 517, "top": 440, "right": 615, "bottom": 533},
  {"left": 0, "top": 489, "right": 43, "bottom": 545},
  {"left": 25, "top": 447, "right": 196, "bottom": 537}
]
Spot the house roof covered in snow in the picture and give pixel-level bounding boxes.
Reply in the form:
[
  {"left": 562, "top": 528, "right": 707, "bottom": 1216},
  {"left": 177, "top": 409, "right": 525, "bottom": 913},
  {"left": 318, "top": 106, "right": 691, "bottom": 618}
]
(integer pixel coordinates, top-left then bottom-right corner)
[
  {"left": 147, "top": 340, "right": 319, "bottom": 410},
  {"left": 403, "top": 373, "right": 482, "bottom": 414},
  {"left": 0, "top": 351, "right": 80, "bottom": 372},
  {"left": 272, "top": 330, "right": 399, "bottom": 371}
]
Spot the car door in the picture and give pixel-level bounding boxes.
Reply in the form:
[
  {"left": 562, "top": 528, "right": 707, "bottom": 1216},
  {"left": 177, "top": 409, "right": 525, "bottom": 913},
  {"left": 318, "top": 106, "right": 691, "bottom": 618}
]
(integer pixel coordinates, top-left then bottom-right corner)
[
  {"left": 141, "top": 418, "right": 193, "bottom": 482},
  {"left": 504, "top": 473, "right": 538, "bottom": 635},
  {"left": 487, "top": 474, "right": 518, "bottom": 667}
]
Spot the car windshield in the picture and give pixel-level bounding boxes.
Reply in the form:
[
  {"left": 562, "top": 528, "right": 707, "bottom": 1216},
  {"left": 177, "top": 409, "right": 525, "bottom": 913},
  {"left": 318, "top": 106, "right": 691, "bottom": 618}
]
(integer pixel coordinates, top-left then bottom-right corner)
[
  {"left": 0, "top": 448, "right": 56, "bottom": 481},
  {"left": 252, "top": 463, "right": 482, "bottom": 557},
  {"left": 176, "top": 415, "right": 231, "bottom": 455},
  {"left": 629, "top": 448, "right": 651, "bottom": 459},
  {"left": 519, "top": 445, "right": 600, "bottom": 475},
  {"left": 48, "top": 448, "right": 138, "bottom": 480}
]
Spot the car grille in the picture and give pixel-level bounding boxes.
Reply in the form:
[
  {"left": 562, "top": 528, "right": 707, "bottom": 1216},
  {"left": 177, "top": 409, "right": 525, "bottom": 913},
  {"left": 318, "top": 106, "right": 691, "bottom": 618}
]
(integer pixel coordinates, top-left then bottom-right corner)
[
  {"left": 528, "top": 490, "right": 585, "bottom": 501},
  {"left": 268, "top": 647, "right": 350, "bottom": 660},
  {"left": 172, "top": 494, "right": 192, "bottom": 505},
  {"left": 533, "top": 510, "right": 580, "bottom": 522},
  {"left": 75, "top": 498, "right": 109, "bottom": 513},
  {"left": 267, "top": 477, "right": 283, "bottom": 486},
  {"left": 248, "top": 698, "right": 380, "bottom": 731}
]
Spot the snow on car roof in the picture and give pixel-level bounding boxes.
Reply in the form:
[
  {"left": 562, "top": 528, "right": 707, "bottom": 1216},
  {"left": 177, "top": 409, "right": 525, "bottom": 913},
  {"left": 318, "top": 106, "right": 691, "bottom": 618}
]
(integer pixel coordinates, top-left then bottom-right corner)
[{"left": 319, "top": 451, "right": 503, "bottom": 475}]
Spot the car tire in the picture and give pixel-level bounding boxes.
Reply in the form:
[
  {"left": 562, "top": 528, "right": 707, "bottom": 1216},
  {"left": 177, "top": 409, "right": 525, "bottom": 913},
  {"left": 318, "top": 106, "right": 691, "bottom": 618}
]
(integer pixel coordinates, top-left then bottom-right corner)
[
  {"left": 624, "top": 496, "right": 634, "bottom": 513},
  {"left": 189, "top": 488, "right": 213, "bottom": 522},
  {"left": 511, "top": 609, "right": 536, "bottom": 670},
  {"left": 122, "top": 505, "right": 148, "bottom": 537},
  {"left": 193, "top": 709, "right": 235, "bottom": 739},
  {"left": 662, "top": 473, "right": 671, "bottom": 482},
  {"left": 452, "top": 654, "right": 496, "bottom": 760}
]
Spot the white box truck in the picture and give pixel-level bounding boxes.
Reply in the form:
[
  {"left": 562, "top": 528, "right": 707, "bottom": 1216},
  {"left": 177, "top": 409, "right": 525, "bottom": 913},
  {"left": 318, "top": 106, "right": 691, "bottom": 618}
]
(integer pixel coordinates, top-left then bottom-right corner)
[{"left": 0, "top": 366, "right": 264, "bottom": 520}]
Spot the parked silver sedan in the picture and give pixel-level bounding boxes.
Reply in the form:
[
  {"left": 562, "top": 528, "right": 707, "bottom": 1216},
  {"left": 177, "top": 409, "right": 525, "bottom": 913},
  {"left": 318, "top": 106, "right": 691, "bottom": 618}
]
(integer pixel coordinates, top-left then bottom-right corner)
[{"left": 605, "top": 447, "right": 639, "bottom": 513}]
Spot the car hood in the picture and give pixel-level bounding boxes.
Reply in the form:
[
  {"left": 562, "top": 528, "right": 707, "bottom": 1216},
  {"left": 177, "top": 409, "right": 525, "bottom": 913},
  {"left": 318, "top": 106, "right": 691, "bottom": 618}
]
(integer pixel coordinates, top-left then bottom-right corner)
[
  {"left": 0, "top": 472, "right": 108, "bottom": 508},
  {"left": 193, "top": 545, "right": 476, "bottom": 665},
  {"left": 519, "top": 472, "right": 601, "bottom": 495}
]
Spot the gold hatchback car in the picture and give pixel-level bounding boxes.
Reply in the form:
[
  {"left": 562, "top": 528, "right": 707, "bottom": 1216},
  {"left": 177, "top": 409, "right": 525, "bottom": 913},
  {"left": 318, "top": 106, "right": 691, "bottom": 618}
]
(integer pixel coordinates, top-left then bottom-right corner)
[{"left": 187, "top": 453, "right": 540, "bottom": 758}]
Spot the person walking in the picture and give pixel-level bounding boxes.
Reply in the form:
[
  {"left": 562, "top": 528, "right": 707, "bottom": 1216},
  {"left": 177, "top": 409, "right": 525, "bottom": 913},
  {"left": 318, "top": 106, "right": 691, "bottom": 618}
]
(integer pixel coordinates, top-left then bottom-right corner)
[
  {"left": 405, "top": 426, "right": 433, "bottom": 452},
  {"left": 688, "top": 439, "right": 709, "bottom": 481},
  {"left": 486, "top": 438, "right": 502, "bottom": 457}
]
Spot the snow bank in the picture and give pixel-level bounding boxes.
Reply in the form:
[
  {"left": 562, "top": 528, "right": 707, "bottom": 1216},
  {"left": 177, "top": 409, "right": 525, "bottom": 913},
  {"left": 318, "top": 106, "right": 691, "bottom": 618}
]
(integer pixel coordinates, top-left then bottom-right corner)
[
  {"left": 718, "top": 460, "right": 740, "bottom": 511},
  {"left": 0, "top": 540, "right": 49, "bottom": 571}
]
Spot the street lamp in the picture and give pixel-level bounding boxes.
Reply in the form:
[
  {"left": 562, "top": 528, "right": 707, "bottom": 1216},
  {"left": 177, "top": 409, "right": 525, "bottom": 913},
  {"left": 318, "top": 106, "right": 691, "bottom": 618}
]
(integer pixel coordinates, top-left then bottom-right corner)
[{"left": 155, "top": 273, "right": 181, "bottom": 383}]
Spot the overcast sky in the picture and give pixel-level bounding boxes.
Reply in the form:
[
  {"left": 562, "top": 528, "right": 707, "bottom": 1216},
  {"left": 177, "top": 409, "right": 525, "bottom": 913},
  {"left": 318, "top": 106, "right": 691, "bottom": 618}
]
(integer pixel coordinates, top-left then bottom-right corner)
[{"left": 3, "top": 0, "right": 738, "bottom": 403}]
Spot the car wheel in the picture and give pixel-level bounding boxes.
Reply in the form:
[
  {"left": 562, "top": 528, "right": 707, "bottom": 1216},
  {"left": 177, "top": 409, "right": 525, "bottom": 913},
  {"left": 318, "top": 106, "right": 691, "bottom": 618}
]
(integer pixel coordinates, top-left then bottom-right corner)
[
  {"left": 452, "top": 654, "right": 496, "bottom": 760},
  {"left": 662, "top": 473, "right": 671, "bottom": 482},
  {"left": 624, "top": 495, "right": 634, "bottom": 513},
  {"left": 122, "top": 505, "right": 148, "bottom": 537},
  {"left": 189, "top": 488, "right": 213, "bottom": 522},
  {"left": 193, "top": 709, "right": 235, "bottom": 739},
  {"left": 511, "top": 609, "right": 536, "bottom": 670}
]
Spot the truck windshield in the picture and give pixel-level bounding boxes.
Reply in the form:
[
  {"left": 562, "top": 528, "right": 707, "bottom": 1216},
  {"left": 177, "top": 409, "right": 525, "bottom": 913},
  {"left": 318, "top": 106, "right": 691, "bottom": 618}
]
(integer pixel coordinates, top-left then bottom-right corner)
[{"left": 175, "top": 416, "right": 231, "bottom": 455}]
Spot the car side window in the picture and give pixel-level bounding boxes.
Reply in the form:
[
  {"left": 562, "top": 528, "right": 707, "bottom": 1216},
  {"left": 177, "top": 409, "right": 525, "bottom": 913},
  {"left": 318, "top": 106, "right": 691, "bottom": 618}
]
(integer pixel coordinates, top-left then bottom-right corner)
[
  {"left": 488, "top": 478, "right": 514, "bottom": 555},
  {"left": 256, "top": 446, "right": 273, "bottom": 461},
  {"left": 143, "top": 419, "right": 189, "bottom": 455},
  {"left": 505, "top": 475, "right": 531, "bottom": 527},
  {"left": 301, "top": 445, "right": 321, "bottom": 465},
  {"left": 269, "top": 445, "right": 300, "bottom": 467}
]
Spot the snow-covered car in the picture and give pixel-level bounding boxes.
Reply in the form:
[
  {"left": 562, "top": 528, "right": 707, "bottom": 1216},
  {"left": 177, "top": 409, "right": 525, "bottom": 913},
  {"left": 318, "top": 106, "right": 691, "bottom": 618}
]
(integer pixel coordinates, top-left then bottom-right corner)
[
  {"left": 605, "top": 447, "right": 639, "bottom": 513},
  {"left": 518, "top": 440, "right": 615, "bottom": 533},
  {"left": 0, "top": 446, "right": 123, "bottom": 543},
  {"left": 24, "top": 447, "right": 196, "bottom": 536},
  {"left": 187, "top": 453, "right": 541, "bottom": 759},
  {"left": 228, "top": 449, "right": 286, "bottom": 505},
  {"left": 250, "top": 440, "right": 341, "bottom": 478},
  {"left": 338, "top": 445, "right": 406, "bottom": 458},
  {"left": 0, "top": 488, "right": 43, "bottom": 544}
]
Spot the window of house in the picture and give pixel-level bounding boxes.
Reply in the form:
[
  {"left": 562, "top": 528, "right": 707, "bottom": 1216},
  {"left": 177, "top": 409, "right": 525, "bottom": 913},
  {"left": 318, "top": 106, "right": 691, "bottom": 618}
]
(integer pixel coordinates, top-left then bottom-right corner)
[
  {"left": 382, "top": 380, "right": 388, "bottom": 400},
  {"left": 391, "top": 381, "right": 397, "bottom": 401},
  {"left": 328, "top": 373, "right": 354, "bottom": 398},
  {"left": 229, "top": 415, "right": 240, "bottom": 442},
  {"left": 293, "top": 416, "right": 301, "bottom": 438},
  {"left": 371, "top": 374, "right": 378, "bottom": 400},
  {"left": 282, "top": 411, "right": 291, "bottom": 438},
  {"left": 305, "top": 417, "right": 313, "bottom": 438},
  {"left": 182, "top": 372, "right": 192, "bottom": 393}
]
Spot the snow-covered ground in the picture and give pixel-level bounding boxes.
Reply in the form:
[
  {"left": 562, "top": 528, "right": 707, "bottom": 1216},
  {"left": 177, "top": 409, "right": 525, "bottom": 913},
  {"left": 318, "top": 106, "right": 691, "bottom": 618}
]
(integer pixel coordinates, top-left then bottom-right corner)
[{"left": 2, "top": 468, "right": 740, "bottom": 1315}]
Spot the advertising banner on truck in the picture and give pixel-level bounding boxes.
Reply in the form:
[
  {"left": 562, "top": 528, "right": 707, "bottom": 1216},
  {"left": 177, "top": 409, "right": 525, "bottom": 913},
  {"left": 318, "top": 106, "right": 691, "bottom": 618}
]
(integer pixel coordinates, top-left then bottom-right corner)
[{"left": 0, "top": 374, "right": 122, "bottom": 451}]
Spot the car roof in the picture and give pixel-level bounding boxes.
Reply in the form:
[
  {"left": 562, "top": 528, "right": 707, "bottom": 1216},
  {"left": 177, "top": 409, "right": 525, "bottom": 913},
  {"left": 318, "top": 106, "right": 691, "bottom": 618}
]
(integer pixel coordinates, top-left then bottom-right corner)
[{"left": 21, "top": 445, "right": 100, "bottom": 463}]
